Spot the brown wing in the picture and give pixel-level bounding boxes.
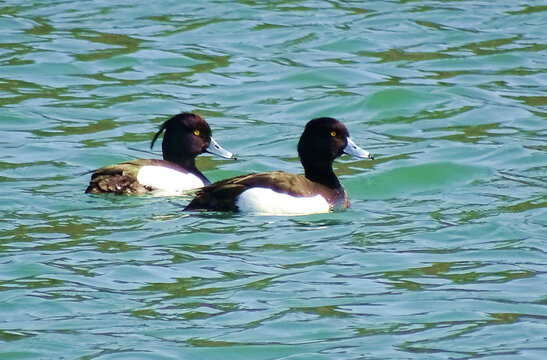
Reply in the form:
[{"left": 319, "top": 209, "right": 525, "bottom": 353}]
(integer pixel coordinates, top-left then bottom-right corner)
[
  {"left": 184, "top": 171, "right": 328, "bottom": 212},
  {"left": 85, "top": 159, "right": 162, "bottom": 194}
]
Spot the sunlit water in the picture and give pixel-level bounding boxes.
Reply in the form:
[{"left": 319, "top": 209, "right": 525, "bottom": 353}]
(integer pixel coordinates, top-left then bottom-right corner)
[{"left": 1, "top": 1, "right": 546, "bottom": 359}]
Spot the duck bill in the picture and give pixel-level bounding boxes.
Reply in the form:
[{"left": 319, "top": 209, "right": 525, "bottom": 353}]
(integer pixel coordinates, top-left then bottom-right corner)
[
  {"left": 344, "top": 137, "right": 374, "bottom": 160},
  {"left": 206, "top": 137, "right": 236, "bottom": 160}
]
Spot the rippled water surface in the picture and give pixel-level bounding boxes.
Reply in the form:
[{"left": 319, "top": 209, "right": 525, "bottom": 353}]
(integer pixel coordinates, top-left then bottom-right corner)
[{"left": 1, "top": 1, "right": 546, "bottom": 359}]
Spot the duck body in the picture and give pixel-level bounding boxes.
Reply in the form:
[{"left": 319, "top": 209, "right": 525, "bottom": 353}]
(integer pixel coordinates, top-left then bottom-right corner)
[
  {"left": 86, "top": 159, "right": 209, "bottom": 195},
  {"left": 185, "top": 117, "right": 373, "bottom": 215},
  {"left": 86, "top": 113, "right": 234, "bottom": 195},
  {"left": 184, "top": 171, "right": 349, "bottom": 214}
]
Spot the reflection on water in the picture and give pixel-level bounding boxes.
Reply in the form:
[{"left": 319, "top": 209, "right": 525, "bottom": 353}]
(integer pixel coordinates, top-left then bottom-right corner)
[{"left": 1, "top": 0, "right": 546, "bottom": 359}]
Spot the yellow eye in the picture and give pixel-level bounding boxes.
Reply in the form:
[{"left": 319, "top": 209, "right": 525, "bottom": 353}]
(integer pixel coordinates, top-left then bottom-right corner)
[
  {"left": 330, "top": 131, "right": 337, "bottom": 137},
  {"left": 193, "top": 130, "right": 200, "bottom": 136}
]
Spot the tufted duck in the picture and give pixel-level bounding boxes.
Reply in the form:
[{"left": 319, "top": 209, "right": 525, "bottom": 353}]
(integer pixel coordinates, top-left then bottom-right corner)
[
  {"left": 86, "top": 112, "right": 234, "bottom": 195},
  {"left": 184, "top": 117, "right": 373, "bottom": 214}
]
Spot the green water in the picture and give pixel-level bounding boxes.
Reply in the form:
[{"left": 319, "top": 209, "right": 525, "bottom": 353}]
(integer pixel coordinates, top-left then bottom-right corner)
[{"left": 1, "top": 1, "right": 546, "bottom": 359}]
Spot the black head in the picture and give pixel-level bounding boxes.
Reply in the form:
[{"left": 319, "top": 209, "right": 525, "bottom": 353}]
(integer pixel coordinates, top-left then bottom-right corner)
[
  {"left": 297, "top": 117, "right": 373, "bottom": 187},
  {"left": 151, "top": 113, "right": 213, "bottom": 164},
  {"left": 298, "top": 117, "right": 350, "bottom": 165}
]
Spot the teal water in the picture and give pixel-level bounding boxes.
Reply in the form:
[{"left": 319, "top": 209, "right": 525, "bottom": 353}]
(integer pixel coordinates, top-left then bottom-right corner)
[{"left": 1, "top": 1, "right": 546, "bottom": 359}]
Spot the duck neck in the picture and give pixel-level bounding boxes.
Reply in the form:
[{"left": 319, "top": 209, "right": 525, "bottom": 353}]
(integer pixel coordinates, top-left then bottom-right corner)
[
  {"left": 302, "top": 160, "right": 341, "bottom": 189},
  {"left": 165, "top": 153, "right": 210, "bottom": 186}
]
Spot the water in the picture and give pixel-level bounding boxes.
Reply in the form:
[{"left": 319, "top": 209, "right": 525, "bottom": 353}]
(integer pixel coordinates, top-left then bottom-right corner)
[{"left": 1, "top": 0, "right": 546, "bottom": 358}]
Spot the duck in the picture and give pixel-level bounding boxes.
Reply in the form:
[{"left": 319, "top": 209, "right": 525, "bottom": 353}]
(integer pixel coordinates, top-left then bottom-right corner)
[
  {"left": 86, "top": 112, "right": 235, "bottom": 195},
  {"left": 184, "top": 117, "right": 373, "bottom": 214}
]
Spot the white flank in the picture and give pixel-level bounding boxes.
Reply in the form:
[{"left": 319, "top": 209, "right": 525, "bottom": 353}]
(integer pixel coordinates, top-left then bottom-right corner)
[
  {"left": 137, "top": 166, "right": 205, "bottom": 195},
  {"left": 236, "top": 187, "right": 330, "bottom": 215}
]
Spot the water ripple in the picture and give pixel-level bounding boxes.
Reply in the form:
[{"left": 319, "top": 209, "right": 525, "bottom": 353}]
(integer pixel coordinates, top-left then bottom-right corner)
[{"left": 1, "top": 0, "right": 546, "bottom": 359}]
